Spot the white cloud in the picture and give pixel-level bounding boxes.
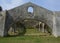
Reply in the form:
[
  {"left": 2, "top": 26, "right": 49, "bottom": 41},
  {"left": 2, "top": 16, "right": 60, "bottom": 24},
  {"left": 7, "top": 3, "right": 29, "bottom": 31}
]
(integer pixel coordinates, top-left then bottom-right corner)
[
  {"left": 0, "top": 0, "right": 60, "bottom": 11},
  {"left": 0, "top": 0, "right": 24, "bottom": 10}
]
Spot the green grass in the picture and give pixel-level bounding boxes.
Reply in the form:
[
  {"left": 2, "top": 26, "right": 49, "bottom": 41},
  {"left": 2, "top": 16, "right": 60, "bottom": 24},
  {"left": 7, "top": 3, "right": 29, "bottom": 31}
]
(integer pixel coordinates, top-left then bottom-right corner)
[
  {"left": 0, "top": 29, "right": 60, "bottom": 43},
  {"left": 0, "top": 36, "right": 60, "bottom": 43}
]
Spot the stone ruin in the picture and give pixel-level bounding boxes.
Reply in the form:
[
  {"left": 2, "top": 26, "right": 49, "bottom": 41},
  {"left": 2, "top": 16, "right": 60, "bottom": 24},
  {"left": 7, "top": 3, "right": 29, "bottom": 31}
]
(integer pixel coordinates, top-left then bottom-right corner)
[{"left": 0, "top": 2, "right": 60, "bottom": 37}]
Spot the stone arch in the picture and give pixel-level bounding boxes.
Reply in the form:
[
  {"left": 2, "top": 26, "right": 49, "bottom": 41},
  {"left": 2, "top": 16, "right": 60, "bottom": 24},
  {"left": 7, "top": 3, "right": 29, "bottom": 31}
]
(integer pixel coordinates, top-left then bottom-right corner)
[
  {"left": 34, "top": 20, "right": 52, "bottom": 34},
  {"left": 6, "top": 2, "right": 53, "bottom": 37},
  {"left": 8, "top": 20, "right": 26, "bottom": 36}
]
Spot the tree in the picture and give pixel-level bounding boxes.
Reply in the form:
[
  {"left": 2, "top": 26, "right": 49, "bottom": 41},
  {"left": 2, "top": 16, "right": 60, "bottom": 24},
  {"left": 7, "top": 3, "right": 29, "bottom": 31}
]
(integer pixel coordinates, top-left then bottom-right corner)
[{"left": 0, "top": 6, "right": 2, "bottom": 11}]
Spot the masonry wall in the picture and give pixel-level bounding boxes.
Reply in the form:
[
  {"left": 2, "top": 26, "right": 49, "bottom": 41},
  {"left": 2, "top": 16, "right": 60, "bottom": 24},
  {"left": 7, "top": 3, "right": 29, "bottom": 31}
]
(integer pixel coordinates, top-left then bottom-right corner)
[
  {"left": 54, "top": 13, "right": 60, "bottom": 37},
  {"left": 0, "top": 2, "right": 59, "bottom": 37},
  {"left": 52, "top": 12, "right": 60, "bottom": 37},
  {"left": 0, "top": 11, "right": 6, "bottom": 37},
  {"left": 8, "top": 2, "right": 53, "bottom": 30},
  {"left": 56, "top": 17, "right": 60, "bottom": 36}
]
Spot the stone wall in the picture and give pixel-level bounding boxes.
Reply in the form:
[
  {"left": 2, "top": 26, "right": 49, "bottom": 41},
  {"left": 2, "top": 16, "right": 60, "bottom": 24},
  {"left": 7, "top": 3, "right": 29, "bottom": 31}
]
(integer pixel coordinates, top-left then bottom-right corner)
[
  {"left": 0, "top": 2, "right": 59, "bottom": 37},
  {"left": 0, "top": 11, "right": 6, "bottom": 37},
  {"left": 53, "top": 12, "right": 60, "bottom": 37},
  {"left": 8, "top": 2, "right": 53, "bottom": 29}
]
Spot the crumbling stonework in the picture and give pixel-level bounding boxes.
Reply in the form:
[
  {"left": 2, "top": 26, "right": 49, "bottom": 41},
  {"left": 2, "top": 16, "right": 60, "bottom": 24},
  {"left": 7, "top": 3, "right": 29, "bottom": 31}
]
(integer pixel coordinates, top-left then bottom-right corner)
[{"left": 0, "top": 2, "right": 60, "bottom": 37}]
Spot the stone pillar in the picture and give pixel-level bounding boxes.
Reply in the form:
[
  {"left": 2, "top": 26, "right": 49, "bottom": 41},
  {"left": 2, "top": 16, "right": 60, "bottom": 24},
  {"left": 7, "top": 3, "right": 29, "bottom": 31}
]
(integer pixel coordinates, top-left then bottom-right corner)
[
  {"left": 53, "top": 12, "right": 57, "bottom": 37},
  {"left": 39, "top": 22, "right": 41, "bottom": 31},
  {"left": 42, "top": 23, "right": 45, "bottom": 32},
  {"left": 0, "top": 11, "right": 7, "bottom": 37}
]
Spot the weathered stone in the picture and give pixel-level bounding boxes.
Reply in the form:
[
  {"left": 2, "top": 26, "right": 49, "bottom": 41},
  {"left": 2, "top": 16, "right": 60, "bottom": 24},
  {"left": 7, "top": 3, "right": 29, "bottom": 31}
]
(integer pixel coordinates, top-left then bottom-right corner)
[
  {"left": 0, "top": 2, "right": 60, "bottom": 37},
  {"left": 0, "top": 11, "right": 6, "bottom": 37}
]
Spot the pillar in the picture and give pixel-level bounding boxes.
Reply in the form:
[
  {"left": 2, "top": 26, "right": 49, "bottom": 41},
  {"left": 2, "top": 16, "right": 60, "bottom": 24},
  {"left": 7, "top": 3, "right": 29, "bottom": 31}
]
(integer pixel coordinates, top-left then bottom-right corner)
[
  {"left": 39, "top": 22, "right": 41, "bottom": 31},
  {"left": 53, "top": 12, "right": 58, "bottom": 37},
  {"left": 0, "top": 11, "right": 7, "bottom": 37},
  {"left": 42, "top": 23, "right": 45, "bottom": 32}
]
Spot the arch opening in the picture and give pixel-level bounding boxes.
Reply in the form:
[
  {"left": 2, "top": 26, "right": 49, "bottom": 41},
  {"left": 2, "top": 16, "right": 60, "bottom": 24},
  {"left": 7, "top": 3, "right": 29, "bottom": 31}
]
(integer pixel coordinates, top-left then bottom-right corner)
[
  {"left": 28, "top": 7, "right": 33, "bottom": 14},
  {"left": 24, "top": 19, "right": 52, "bottom": 35},
  {"left": 8, "top": 21, "right": 26, "bottom": 36},
  {"left": 7, "top": 19, "right": 52, "bottom": 36}
]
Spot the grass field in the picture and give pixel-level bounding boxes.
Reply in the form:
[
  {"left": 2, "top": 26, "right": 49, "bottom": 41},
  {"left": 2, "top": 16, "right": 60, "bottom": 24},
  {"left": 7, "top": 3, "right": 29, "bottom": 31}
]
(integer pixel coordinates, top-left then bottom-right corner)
[
  {"left": 0, "top": 35, "right": 60, "bottom": 43},
  {"left": 0, "top": 29, "right": 60, "bottom": 43}
]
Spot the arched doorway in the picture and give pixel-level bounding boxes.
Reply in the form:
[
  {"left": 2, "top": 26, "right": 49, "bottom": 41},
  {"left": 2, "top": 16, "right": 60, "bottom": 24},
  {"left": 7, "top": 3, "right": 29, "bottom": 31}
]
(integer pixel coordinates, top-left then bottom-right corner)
[
  {"left": 8, "top": 21, "right": 26, "bottom": 36},
  {"left": 23, "top": 19, "right": 52, "bottom": 35}
]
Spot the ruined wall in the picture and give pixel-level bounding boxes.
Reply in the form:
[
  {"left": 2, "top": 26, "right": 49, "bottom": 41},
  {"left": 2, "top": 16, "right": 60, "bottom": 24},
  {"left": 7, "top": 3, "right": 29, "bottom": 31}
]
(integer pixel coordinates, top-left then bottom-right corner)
[
  {"left": 0, "top": 2, "right": 53, "bottom": 37},
  {"left": 8, "top": 2, "right": 53, "bottom": 29},
  {"left": 0, "top": 11, "right": 6, "bottom": 37},
  {"left": 53, "top": 12, "right": 60, "bottom": 37},
  {"left": 0, "top": 2, "right": 59, "bottom": 37}
]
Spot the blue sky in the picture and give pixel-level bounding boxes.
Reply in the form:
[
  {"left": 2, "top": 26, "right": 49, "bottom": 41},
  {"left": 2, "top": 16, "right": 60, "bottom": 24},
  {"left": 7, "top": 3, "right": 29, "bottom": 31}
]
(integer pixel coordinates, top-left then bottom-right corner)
[{"left": 0, "top": 0, "right": 60, "bottom": 11}]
